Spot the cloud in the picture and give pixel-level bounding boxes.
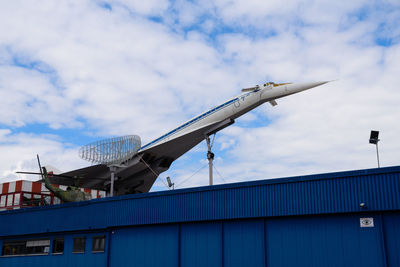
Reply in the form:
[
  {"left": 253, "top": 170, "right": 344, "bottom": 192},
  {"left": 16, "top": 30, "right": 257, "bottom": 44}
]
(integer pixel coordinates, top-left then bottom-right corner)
[
  {"left": 0, "top": 130, "right": 86, "bottom": 183},
  {"left": 0, "top": 0, "right": 399, "bottom": 192},
  {"left": 110, "top": 0, "right": 169, "bottom": 16},
  {"left": 0, "top": 63, "right": 78, "bottom": 129},
  {"left": 0, "top": 0, "right": 240, "bottom": 137}
]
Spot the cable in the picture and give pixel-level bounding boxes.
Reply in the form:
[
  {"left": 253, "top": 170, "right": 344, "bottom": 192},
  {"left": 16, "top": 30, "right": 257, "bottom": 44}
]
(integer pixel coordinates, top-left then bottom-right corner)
[
  {"left": 211, "top": 134, "right": 216, "bottom": 148},
  {"left": 213, "top": 165, "right": 226, "bottom": 183},
  {"left": 175, "top": 163, "right": 208, "bottom": 188},
  {"left": 139, "top": 156, "right": 170, "bottom": 189},
  {"left": 147, "top": 134, "right": 218, "bottom": 190}
]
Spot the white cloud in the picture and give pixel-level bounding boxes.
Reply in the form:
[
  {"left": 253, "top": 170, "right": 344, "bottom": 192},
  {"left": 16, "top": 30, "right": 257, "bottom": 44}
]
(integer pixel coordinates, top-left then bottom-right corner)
[
  {"left": 0, "top": 0, "right": 399, "bottom": 192},
  {"left": 0, "top": 64, "right": 78, "bottom": 128},
  {"left": 0, "top": 130, "right": 85, "bottom": 183},
  {"left": 111, "top": 0, "right": 169, "bottom": 16},
  {"left": 0, "top": 0, "right": 240, "bottom": 138}
]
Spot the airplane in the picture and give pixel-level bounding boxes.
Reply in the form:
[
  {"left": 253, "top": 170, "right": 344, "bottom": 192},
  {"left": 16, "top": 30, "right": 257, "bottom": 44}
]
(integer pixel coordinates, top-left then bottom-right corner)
[{"left": 49, "top": 81, "right": 329, "bottom": 196}]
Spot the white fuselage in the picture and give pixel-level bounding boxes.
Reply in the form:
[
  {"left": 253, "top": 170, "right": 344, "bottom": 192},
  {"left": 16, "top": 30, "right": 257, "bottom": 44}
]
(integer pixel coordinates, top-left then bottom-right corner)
[{"left": 139, "top": 81, "right": 327, "bottom": 152}]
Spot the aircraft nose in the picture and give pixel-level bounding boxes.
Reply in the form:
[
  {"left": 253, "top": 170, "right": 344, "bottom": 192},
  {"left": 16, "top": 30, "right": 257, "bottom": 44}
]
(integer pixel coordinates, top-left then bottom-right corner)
[{"left": 285, "top": 81, "right": 329, "bottom": 94}]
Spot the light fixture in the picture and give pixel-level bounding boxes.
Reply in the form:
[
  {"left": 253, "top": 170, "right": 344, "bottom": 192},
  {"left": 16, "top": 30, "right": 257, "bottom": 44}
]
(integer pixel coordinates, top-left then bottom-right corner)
[
  {"left": 166, "top": 176, "right": 174, "bottom": 190},
  {"left": 369, "top": 130, "right": 380, "bottom": 168}
]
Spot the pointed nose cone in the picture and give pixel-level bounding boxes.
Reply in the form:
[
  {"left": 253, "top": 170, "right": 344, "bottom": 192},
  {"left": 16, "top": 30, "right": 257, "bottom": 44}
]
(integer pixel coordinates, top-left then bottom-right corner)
[{"left": 285, "top": 81, "right": 330, "bottom": 94}]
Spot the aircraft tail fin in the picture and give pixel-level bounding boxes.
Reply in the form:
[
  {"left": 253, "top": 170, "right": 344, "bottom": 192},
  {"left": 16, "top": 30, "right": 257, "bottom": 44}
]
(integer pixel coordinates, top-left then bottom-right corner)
[{"left": 44, "top": 165, "right": 63, "bottom": 175}]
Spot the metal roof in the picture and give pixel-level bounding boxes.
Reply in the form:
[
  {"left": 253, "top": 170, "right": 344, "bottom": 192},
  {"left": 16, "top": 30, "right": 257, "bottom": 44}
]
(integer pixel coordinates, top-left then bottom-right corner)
[{"left": 1, "top": 165, "right": 400, "bottom": 237}]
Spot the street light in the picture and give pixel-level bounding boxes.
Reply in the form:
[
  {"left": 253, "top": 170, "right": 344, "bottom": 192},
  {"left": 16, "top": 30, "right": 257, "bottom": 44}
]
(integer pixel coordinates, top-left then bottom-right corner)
[{"left": 369, "top": 130, "right": 380, "bottom": 168}]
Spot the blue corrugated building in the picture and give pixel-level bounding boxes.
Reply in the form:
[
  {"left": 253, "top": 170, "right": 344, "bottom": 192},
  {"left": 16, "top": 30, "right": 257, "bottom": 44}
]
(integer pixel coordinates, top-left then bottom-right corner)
[{"left": 1, "top": 165, "right": 400, "bottom": 267}]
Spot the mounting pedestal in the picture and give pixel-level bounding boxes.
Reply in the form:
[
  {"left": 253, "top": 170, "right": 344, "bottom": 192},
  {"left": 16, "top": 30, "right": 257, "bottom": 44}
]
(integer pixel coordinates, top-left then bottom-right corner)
[{"left": 109, "top": 166, "right": 117, "bottom": 197}]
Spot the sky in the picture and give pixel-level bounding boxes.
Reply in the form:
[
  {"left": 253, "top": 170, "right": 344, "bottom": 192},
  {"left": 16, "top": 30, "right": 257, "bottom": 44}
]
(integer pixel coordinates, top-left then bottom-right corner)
[{"left": 0, "top": 0, "right": 399, "bottom": 192}]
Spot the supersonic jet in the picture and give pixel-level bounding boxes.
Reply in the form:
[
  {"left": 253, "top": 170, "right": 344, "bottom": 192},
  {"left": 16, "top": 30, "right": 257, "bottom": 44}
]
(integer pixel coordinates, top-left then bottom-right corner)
[{"left": 50, "top": 81, "right": 329, "bottom": 195}]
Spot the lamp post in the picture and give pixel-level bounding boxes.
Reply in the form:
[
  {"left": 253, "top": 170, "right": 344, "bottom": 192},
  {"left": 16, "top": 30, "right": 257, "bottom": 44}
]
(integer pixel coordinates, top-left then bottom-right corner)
[{"left": 369, "top": 130, "right": 380, "bottom": 168}]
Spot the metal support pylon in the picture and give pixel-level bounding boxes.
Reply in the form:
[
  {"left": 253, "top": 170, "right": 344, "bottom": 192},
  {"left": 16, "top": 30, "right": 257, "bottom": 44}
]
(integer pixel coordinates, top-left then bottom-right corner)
[
  {"left": 205, "top": 136, "right": 214, "bottom": 186},
  {"left": 109, "top": 165, "right": 117, "bottom": 197}
]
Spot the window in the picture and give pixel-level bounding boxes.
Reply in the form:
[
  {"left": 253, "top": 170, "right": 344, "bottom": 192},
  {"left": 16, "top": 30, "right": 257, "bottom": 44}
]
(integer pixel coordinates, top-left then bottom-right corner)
[
  {"left": 44, "top": 195, "right": 51, "bottom": 205},
  {"left": 22, "top": 193, "right": 31, "bottom": 206},
  {"left": 14, "top": 193, "right": 20, "bottom": 206},
  {"left": 52, "top": 238, "right": 64, "bottom": 254},
  {"left": 92, "top": 236, "right": 105, "bottom": 253},
  {"left": 2, "top": 239, "right": 50, "bottom": 256},
  {"left": 32, "top": 194, "right": 42, "bottom": 206},
  {"left": 2, "top": 241, "right": 25, "bottom": 256},
  {"left": 6, "top": 195, "right": 13, "bottom": 207},
  {"left": 73, "top": 237, "right": 86, "bottom": 253},
  {"left": 53, "top": 197, "right": 61, "bottom": 205},
  {"left": 0, "top": 195, "right": 5, "bottom": 207},
  {"left": 26, "top": 240, "right": 50, "bottom": 254}
]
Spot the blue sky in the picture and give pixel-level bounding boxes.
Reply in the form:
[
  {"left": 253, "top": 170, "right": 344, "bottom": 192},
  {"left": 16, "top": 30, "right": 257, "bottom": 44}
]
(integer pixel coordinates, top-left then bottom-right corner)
[{"left": 1, "top": 0, "right": 400, "bottom": 192}]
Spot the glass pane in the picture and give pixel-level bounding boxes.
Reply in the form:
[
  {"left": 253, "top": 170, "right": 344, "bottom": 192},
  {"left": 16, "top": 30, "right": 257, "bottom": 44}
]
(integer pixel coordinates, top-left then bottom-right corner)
[
  {"left": 2, "top": 241, "right": 25, "bottom": 256},
  {"left": 14, "top": 193, "right": 20, "bottom": 206},
  {"left": 0, "top": 195, "right": 5, "bottom": 207},
  {"left": 2, "top": 239, "right": 50, "bottom": 256},
  {"left": 73, "top": 237, "right": 86, "bottom": 253},
  {"left": 52, "top": 238, "right": 64, "bottom": 254},
  {"left": 92, "top": 236, "right": 105, "bottom": 252},
  {"left": 7, "top": 195, "right": 13, "bottom": 206},
  {"left": 22, "top": 193, "right": 31, "bottom": 206},
  {"left": 26, "top": 240, "right": 50, "bottom": 247},
  {"left": 44, "top": 196, "right": 51, "bottom": 205},
  {"left": 53, "top": 197, "right": 61, "bottom": 205},
  {"left": 32, "top": 194, "right": 41, "bottom": 206}
]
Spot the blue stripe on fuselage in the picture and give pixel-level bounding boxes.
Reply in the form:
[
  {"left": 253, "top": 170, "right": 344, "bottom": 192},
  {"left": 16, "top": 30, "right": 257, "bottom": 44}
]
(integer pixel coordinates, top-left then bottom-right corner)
[{"left": 139, "top": 97, "right": 240, "bottom": 151}]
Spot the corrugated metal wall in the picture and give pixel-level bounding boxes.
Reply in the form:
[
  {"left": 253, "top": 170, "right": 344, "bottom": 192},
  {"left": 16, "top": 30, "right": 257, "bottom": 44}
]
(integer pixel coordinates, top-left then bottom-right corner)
[
  {"left": 110, "top": 225, "right": 179, "bottom": 266},
  {"left": 0, "top": 232, "right": 108, "bottom": 267},
  {"left": 180, "top": 222, "right": 222, "bottom": 266},
  {"left": 107, "top": 212, "right": 397, "bottom": 267},
  {"left": 1, "top": 166, "right": 400, "bottom": 237},
  {"left": 266, "top": 214, "right": 386, "bottom": 267},
  {"left": 1, "top": 166, "right": 400, "bottom": 266},
  {"left": 4, "top": 212, "right": 396, "bottom": 267},
  {"left": 383, "top": 213, "right": 400, "bottom": 266}
]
